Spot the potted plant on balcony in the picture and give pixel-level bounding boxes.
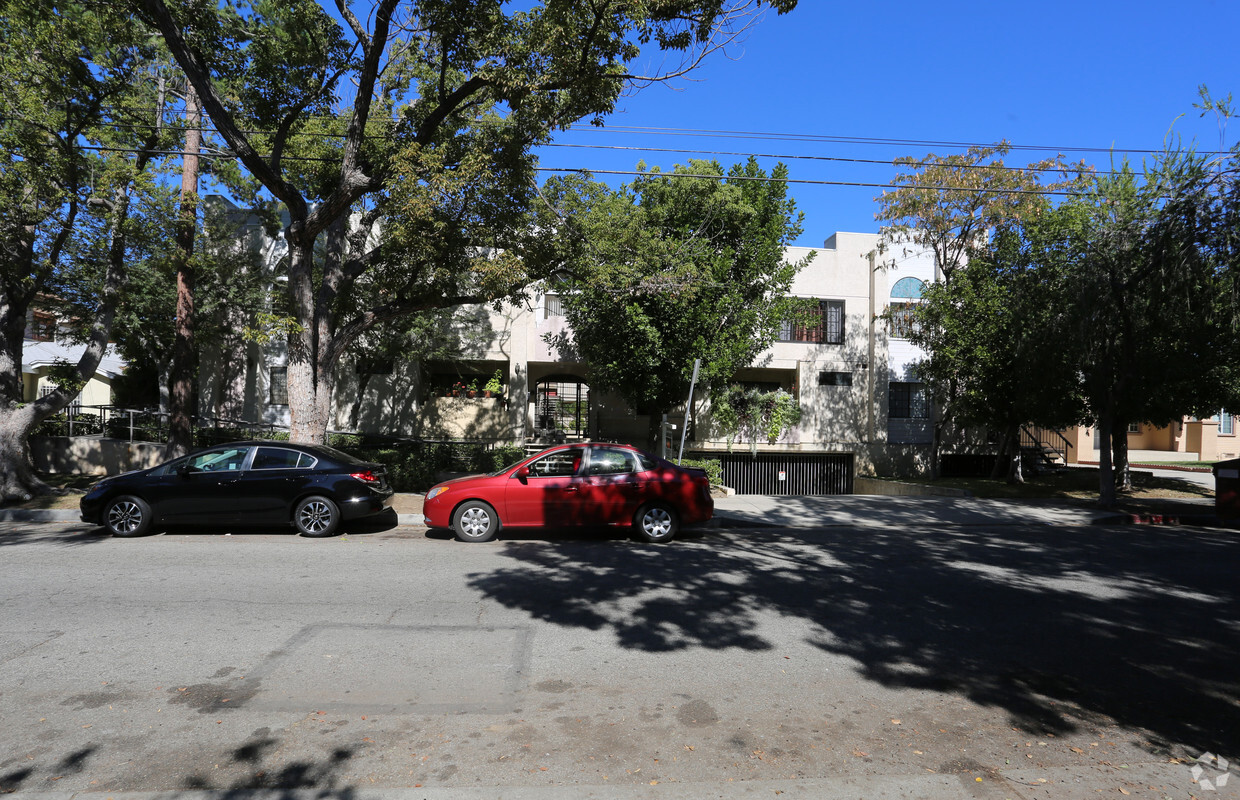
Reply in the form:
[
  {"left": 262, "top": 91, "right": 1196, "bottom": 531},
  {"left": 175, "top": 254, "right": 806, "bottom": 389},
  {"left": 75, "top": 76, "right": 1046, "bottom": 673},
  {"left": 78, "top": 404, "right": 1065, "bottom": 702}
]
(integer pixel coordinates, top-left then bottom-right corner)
[
  {"left": 466, "top": 378, "right": 479, "bottom": 398},
  {"left": 484, "top": 370, "right": 503, "bottom": 398}
]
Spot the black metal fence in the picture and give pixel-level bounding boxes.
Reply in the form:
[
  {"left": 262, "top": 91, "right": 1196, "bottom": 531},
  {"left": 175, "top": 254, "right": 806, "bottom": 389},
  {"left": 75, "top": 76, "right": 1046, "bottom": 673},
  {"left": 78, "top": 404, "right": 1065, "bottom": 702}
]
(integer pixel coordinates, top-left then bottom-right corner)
[
  {"left": 716, "top": 452, "right": 855, "bottom": 495},
  {"left": 32, "top": 405, "right": 286, "bottom": 445}
]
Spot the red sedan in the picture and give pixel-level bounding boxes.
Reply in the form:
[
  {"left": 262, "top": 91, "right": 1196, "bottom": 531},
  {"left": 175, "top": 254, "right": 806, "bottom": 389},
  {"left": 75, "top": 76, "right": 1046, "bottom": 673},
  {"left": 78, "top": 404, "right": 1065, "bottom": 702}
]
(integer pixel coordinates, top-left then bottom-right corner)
[{"left": 422, "top": 443, "right": 713, "bottom": 543}]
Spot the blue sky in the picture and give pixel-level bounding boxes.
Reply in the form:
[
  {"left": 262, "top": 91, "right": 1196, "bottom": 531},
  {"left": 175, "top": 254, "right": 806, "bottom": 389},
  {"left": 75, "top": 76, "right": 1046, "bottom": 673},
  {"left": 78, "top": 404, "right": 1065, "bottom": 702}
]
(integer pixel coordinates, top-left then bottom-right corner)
[{"left": 535, "top": 0, "right": 1240, "bottom": 247}]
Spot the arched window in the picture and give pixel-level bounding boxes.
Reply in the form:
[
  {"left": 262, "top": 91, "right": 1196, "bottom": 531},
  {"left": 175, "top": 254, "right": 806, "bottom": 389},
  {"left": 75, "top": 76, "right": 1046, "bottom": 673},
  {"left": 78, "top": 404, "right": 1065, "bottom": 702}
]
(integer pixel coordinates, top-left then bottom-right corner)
[
  {"left": 888, "top": 277, "right": 927, "bottom": 339},
  {"left": 891, "top": 277, "right": 925, "bottom": 299}
]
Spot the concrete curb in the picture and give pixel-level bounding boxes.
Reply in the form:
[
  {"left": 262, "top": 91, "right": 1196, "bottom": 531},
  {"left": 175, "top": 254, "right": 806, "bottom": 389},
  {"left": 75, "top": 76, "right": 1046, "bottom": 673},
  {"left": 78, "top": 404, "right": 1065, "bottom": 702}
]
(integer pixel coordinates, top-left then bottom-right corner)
[
  {"left": 0, "top": 508, "right": 80, "bottom": 523},
  {"left": 0, "top": 507, "right": 430, "bottom": 527}
]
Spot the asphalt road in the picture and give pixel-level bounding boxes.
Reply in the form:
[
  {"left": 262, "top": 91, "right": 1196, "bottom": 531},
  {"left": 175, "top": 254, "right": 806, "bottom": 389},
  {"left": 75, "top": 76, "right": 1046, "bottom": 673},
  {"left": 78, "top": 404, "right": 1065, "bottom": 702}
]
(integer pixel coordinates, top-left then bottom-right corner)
[{"left": 1, "top": 517, "right": 1238, "bottom": 800}]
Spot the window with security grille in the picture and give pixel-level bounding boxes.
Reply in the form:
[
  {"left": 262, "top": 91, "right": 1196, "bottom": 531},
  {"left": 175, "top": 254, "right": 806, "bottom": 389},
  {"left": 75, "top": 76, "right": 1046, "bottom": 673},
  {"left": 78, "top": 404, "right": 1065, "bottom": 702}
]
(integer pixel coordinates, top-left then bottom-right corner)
[
  {"left": 887, "top": 302, "right": 922, "bottom": 339},
  {"left": 544, "top": 294, "right": 564, "bottom": 318},
  {"left": 269, "top": 366, "right": 288, "bottom": 405},
  {"left": 779, "top": 300, "right": 844, "bottom": 344},
  {"left": 888, "top": 382, "right": 929, "bottom": 418}
]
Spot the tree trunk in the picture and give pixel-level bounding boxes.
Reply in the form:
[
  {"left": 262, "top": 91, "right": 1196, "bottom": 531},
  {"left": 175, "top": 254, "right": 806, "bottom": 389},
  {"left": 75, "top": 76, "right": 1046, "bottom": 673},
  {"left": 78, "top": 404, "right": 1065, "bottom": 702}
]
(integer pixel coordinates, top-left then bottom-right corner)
[
  {"left": 1005, "top": 424, "right": 1024, "bottom": 484},
  {"left": 285, "top": 234, "right": 333, "bottom": 444},
  {"left": 166, "top": 87, "right": 201, "bottom": 459},
  {"left": 1112, "top": 418, "right": 1132, "bottom": 493},
  {"left": 0, "top": 403, "right": 48, "bottom": 501},
  {"left": 1097, "top": 413, "right": 1116, "bottom": 508},
  {"left": 0, "top": 288, "right": 30, "bottom": 406},
  {"left": 349, "top": 371, "right": 373, "bottom": 431},
  {"left": 990, "top": 431, "right": 1008, "bottom": 479}
]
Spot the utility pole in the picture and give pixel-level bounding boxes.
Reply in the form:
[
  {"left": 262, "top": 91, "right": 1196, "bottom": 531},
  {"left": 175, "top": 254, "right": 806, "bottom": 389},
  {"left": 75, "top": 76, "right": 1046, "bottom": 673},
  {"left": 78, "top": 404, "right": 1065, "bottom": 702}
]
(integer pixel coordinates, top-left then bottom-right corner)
[{"left": 166, "top": 85, "right": 200, "bottom": 459}]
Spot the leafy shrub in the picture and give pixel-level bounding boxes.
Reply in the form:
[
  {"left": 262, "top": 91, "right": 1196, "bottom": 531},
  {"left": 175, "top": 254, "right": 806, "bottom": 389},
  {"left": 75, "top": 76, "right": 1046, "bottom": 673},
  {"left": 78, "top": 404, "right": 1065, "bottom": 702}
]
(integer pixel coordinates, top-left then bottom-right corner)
[
  {"left": 470, "top": 445, "right": 525, "bottom": 474},
  {"left": 333, "top": 441, "right": 522, "bottom": 493},
  {"left": 679, "top": 457, "right": 722, "bottom": 486}
]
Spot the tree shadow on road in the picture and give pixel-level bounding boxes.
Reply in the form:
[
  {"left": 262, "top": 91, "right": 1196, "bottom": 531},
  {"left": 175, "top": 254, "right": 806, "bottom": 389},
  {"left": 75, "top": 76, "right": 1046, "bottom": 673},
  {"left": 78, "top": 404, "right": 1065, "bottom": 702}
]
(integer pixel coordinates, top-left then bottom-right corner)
[
  {"left": 466, "top": 522, "right": 1240, "bottom": 756},
  {"left": 0, "top": 522, "right": 110, "bottom": 547}
]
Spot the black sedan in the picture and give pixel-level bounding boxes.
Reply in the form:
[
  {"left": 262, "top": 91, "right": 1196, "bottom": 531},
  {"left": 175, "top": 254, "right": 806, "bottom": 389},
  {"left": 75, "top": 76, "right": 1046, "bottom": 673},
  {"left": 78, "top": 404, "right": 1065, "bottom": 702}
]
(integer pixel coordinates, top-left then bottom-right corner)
[{"left": 80, "top": 441, "right": 394, "bottom": 537}]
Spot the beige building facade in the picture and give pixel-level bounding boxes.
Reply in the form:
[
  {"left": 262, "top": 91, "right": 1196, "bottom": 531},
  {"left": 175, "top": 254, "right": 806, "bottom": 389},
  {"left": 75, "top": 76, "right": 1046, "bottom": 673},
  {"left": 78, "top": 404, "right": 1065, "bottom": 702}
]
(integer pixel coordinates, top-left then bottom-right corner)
[{"left": 237, "top": 231, "right": 939, "bottom": 478}]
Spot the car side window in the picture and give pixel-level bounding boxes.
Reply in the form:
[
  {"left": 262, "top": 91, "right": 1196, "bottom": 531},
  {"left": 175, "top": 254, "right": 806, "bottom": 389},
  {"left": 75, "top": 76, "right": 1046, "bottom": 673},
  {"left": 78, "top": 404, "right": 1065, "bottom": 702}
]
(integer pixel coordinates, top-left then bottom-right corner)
[
  {"left": 252, "top": 447, "right": 313, "bottom": 470},
  {"left": 188, "top": 447, "right": 250, "bottom": 472},
  {"left": 636, "top": 451, "right": 660, "bottom": 472},
  {"left": 588, "top": 448, "right": 636, "bottom": 476},
  {"left": 526, "top": 450, "right": 579, "bottom": 477}
]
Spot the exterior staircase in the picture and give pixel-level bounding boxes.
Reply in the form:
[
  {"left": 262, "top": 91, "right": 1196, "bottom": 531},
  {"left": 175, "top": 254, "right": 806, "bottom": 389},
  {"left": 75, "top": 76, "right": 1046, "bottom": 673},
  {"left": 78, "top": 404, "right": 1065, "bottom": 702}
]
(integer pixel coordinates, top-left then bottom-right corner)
[{"left": 1020, "top": 426, "right": 1072, "bottom": 473}]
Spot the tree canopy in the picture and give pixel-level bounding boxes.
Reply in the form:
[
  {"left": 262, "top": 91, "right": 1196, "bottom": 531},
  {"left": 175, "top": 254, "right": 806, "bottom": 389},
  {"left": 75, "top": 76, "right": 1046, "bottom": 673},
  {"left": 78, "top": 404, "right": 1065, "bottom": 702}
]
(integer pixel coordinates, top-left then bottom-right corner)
[
  {"left": 537, "top": 158, "right": 813, "bottom": 447},
  {"left": 136, "top": 0, "right": 800, "bottom": 442}
]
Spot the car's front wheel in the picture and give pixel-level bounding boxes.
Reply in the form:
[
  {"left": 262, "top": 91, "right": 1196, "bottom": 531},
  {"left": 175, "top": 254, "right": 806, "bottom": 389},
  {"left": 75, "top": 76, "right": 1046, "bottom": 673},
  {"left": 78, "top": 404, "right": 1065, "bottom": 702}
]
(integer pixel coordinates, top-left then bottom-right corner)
[
  {"left": 634, "top": 503, "right": 678, "bottom": 543},
  {"left": 104, "top": 495, "right": 152, "bottom": 537},
  {"left": 453, "top": 500, "right": 499, "bottom": 542},
  {"left": 294, "top": 495, "right": 340, "bottom": 536}
]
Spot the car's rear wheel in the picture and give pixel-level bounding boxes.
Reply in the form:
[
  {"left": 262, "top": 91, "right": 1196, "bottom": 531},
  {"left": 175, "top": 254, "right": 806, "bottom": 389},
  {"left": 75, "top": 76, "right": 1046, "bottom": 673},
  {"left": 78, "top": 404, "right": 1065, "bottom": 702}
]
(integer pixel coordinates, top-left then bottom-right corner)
[
  {"left": 635, "top": 503, "right": 678, "bottom": 543},
  {"left": 294, "top": 495, "right": 340, "bottom": 536},
  {"left": 453, "top": 500, "right": 499, "bottom": 542},
  {"left": 104, "top": 495, "right": 152, "bottom": 537}
]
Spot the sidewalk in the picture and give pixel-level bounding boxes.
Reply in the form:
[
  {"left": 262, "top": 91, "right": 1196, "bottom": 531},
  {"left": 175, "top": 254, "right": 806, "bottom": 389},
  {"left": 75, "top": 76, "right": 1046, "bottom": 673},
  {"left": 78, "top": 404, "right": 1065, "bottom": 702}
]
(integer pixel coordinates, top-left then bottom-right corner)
[
  {"left": 3, "top": 492, "right": 1225, "bottom": 528},
  {"left": 711, "top": 493, "right": 1220, "bottom": 528}
]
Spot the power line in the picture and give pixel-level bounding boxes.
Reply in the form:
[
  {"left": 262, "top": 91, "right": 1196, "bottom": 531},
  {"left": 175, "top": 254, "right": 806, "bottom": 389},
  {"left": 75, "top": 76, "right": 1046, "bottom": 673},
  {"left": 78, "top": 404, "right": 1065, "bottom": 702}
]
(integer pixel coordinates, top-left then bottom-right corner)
[
  {"left": 541, "top": 141, "right": 1112, "bottom": 176},
  {"left": 563, "top": 123, "right": 1230, "bottom": 157},
  {"left": 534, "top": 167, "right": 1081, "bottom": 196},
  {"left": 94, "top": 106, "right": 1230, "bottom": 157}
]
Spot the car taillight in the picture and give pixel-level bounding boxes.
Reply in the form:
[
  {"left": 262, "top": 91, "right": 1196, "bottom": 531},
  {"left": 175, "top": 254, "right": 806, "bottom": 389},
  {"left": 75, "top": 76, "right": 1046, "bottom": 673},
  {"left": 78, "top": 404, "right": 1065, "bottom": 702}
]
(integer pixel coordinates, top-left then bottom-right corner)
[{"left": 351, "top": 470, "right": 381, "bottom": 486}]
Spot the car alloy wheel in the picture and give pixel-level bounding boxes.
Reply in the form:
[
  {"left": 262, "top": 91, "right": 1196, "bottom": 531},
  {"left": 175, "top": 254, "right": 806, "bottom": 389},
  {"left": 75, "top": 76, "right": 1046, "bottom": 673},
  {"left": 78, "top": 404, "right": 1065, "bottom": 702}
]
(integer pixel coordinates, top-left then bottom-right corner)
[
  {"left": 295, "top": 495, "right": 340, "bottom": 536},
  {"left": 105, "top": 495, "right": 151, "bottom": 537}
]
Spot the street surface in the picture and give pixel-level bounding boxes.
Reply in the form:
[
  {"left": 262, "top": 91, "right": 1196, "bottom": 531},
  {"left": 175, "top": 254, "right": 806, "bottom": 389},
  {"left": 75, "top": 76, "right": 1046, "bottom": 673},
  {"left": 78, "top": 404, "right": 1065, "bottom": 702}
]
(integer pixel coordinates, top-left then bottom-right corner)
[{"left": 1, "top": 512, "right": 1237, "bottom": 800}]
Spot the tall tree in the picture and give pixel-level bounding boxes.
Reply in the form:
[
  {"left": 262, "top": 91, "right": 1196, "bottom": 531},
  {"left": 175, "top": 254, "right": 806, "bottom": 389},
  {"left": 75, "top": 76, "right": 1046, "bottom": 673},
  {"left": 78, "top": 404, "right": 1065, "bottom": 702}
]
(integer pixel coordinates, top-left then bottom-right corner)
[
  {"left": 0, "top": 1, "right": 170, "bottom": 499},
  {"left": 874, "top": 143, "right": 1082, "bottom": 478},
  {"left": 1057, "top": 153, "right": 1236, "bottom": 505},
  {"left": 903, "top": 214, "right": 1087, "bottom": 483},
  {"left": 136, "top": 0, "right": 799, "bottom": 443},
  {"left": 537, "top": 158, "right": 812, "bottom": 448}
]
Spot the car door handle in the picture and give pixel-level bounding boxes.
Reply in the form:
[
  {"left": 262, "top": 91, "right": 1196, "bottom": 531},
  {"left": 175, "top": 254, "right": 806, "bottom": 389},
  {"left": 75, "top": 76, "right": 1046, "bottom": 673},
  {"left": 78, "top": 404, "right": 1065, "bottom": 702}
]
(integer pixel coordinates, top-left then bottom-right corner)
[{"left": 563, "top": 486, "right": 579, "bottom": 492}]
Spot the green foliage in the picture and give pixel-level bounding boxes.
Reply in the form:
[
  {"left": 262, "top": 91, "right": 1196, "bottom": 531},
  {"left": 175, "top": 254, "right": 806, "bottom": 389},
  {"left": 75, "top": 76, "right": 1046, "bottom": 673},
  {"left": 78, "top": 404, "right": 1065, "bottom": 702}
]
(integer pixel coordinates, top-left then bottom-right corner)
[
  {"left": 484, "top": 370, "right": 504, "bottom": 395},
  {"left": 711, "top": 385, "right": 803, "bottom": 453},
  {"left": 138, "top": 0, "right": 800, "bottom": 441},
  {"left": 243, "top": 312, "right": 305, "bottom": 346},
  {"left": 678, "top": 457, "right": 722, "bottom": 487},
  {"left": 470, "top": 446, "right": 526, "bottom": 475},
  {"left": 539, "top": 158, "right": 811, "bottom": 439}
]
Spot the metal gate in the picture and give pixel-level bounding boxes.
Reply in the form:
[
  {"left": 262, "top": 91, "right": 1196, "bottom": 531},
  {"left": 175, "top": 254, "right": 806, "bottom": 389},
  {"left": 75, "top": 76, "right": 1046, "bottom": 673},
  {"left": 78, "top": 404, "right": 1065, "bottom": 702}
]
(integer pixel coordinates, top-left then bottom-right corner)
[{"left": 718, "top": 453, "right": 854, "bottom": 495}]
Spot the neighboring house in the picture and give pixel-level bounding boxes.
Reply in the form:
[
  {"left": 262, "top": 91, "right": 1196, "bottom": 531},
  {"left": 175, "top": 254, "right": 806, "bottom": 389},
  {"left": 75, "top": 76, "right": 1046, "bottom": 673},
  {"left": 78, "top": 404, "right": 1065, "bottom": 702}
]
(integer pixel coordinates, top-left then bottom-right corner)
[
  {"left": 21, "top": 306, "right": 126, "bottom": 409},
  {"left": 1056, "top": 416, "right": 1237, "bottom": 465},
  {"left": 208, "top": 230, "right": 942, "bottom": 482}
]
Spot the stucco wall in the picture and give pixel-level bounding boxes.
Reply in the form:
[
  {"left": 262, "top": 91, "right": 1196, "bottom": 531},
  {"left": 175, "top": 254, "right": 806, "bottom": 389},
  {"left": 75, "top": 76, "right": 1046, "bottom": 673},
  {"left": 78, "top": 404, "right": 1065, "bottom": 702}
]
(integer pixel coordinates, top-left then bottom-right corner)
[{"left": 31, "top": 437, "right": 165, "bottom": 476}]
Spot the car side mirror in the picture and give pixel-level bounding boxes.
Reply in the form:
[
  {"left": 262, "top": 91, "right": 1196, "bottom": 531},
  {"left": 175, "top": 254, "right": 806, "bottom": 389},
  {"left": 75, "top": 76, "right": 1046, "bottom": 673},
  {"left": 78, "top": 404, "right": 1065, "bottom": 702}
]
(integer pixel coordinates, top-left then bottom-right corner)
[
  {"left": 514, "top": 466, "right": 530, "bottom": 482},
  {"left": 176, "top": 463, "right": 191, "bottom": 479}
]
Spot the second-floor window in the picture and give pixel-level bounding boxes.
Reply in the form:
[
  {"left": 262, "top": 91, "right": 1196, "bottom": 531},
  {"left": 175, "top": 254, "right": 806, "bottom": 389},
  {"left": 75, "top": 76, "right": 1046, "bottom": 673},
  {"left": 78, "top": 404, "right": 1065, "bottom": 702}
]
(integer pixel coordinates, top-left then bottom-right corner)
[
  {"left": 887, "top": 302, "right": 922, "bottom": 339},
  {"left": 26, "top": 311, "right": 57, "bottom": 341},
  {"left": 544, "top": 294, "right": 564, "bottom": 318},
  {"left": 779, "top": 300, "right": 844, "bottom": 344},
  {"left": 269, "top": 366, "right": 288, "bottom": 405}
]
